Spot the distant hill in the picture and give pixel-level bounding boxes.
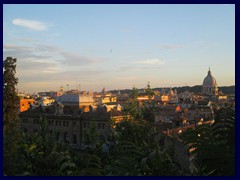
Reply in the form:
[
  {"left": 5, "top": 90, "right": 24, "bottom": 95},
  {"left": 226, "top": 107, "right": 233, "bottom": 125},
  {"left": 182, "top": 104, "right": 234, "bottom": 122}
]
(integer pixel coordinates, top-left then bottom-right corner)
[{"left": 109, "top": 85, "right": 235, "bottom": 95}]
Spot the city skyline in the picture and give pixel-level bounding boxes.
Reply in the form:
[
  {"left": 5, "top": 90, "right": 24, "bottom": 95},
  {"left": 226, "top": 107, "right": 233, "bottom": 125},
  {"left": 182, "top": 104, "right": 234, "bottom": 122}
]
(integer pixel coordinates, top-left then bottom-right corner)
[{"left": 3, "top": 4, "right": 235, "bottom": 93}]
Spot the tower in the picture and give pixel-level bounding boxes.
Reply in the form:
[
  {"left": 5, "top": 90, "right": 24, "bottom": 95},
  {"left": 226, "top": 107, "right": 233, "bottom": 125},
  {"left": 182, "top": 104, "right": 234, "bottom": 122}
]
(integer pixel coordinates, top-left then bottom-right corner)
[{"left": 202, "top": 68, "right": 218, "bottom": 95}]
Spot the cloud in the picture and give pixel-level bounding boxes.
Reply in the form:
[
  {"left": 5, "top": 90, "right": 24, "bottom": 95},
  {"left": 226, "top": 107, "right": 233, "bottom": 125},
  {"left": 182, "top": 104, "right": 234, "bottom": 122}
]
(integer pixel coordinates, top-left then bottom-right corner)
[
  {"left": 123, "top": 55, "right": 132, "bottom": 59},
  {"left": 12, "top": 18, "right": 47, "bottom": 31},
  {"left": 120, "top": 28, "right": 133, "bottom": 33},
  {"left": 136, "top": 59, "right": 165, "bottom": 65},
  {"left": 34, "top": 44, "right": 63, "bottom": 52},
  {"left": 158, "top": 44, "right": 186, "bottom": 50},
  {"left": 194, "top": 40, "right": 219, "bottom": 49},
  {"left": 17, "top": 60, "right": 58, "bottom": 71},
  {"left": 3, "top": 43, "right": 108, "bottom": 88},
  {"left": 17, "top": 68, "right": 108, "bottom": 84},
  {"left": 52, "top": 33, "right": 61, "bottom": 36},
  {"left": 194, "top": 40, "right": 206, "bottom": 45},
  {"left": 117, "top": 66, "right": 138, "bottom": 72},
  {"left": 3, "top": 43, "right": 105, "bottom": 67},
  {"left": 8, "top": 33, "right": 39, "bottom": 42},
  {"left": 3, "top": 44, "right": 32, "bottom": 52},
  {"left": 60, "top": 51, "right": 105, "bottom": 66},
  {"left": 3, "top": 44, "right": 51, "bottom": 59}
]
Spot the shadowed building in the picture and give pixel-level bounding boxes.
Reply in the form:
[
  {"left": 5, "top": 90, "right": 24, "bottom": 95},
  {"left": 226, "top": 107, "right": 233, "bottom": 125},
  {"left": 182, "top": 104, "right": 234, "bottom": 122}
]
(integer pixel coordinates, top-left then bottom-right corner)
[{"left": 19, "top": 105, "right": 111, "bottom": 147}]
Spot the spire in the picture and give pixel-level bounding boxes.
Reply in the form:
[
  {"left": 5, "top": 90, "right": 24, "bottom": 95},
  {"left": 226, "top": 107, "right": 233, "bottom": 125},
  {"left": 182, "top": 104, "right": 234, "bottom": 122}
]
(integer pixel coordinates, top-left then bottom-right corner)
[{"left": 208, "top": 67, "right": 211, "bottom": 76}]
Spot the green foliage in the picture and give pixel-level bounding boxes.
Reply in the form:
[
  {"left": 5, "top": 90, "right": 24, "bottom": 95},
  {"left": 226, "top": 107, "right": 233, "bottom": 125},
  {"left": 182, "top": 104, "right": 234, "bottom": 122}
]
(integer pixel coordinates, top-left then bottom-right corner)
[
  {"left": 140, "top": 146, "right": 180, "bottom": 176},
  {"left": 83, "top": 120, "right": 99, "bottom": 149},
  {"left": 3, "top": 57, "right": 21, "bottom": 175},
  {"left": 72, "top": 153, "right": 104, "bottom": 176},
  {"left": 17, "top": 117, "right": 76, "bottom": 175},
  {"left": 123, "top": 83, "right": 157, "bottom": 122},
  {"left": 115, "top": 120, "right": 157, "bottom": 150},
  {"left": 142, "top": 101, "right": 156, "bottom": 122},
  {"left": 123, "top": 86, "right": 143, "bottom": 120},
  {"left": 105, "top": 141, "right": 144, "bottom": 176},
  {"left": 3, "top": 57, "right": 19, "bottom": 131},
  {"left": 4, "top": 116, "right": 78, "bottom": 176},
  {"left": 145, "top": 81, "right": 155, "bottom": 99},
  {"left": 181, "top": 106, "right": 235, "bottom": 176}
]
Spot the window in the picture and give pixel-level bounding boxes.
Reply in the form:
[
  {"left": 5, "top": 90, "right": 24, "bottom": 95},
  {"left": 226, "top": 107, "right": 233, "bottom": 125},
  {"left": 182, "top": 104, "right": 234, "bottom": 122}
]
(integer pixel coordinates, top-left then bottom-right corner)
[
  {"left": 102, "top": 123, "right": 105, "bottom": 129},
  {"left": 87, "top": 122, "right": 90, "bottom": 128},
  {"left": 98, "top": 123, "right": 101, "bottom": 129},
  {"left": 34, "top": 119, "right": 39, "bottom": 124},
  {"left": 64, "top": 132, "right": 68, "bottom": 143},
  {"left": 73, "top": 121, "right": 76, "bottom": 126},
  {"left": 22, "top": 118, "right": 28, "bottom": 124},
  {"left": 73, "top": 134, "right": 77, "bottom": 144},
  {"left": 63, "top": 121, "right": 65, "bottom": 126},
  {"left": 59, "top": 121, "right": 61, "bottom": 126},
  {"left": 66, "top": 121, "right": 69, "bottom": 127},
  {"left": 56, "top": 121, "right": 58, "bottom": 126},
  {"left": 83, "top": 122, "right": 86, "bottom": 128}
]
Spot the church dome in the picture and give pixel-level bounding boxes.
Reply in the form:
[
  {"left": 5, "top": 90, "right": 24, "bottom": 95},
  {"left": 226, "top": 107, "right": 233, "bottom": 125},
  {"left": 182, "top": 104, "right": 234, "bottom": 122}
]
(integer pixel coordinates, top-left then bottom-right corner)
[
  {"left": 169, "top": 88, "right": 174, "bottom": 96},
  {"left": 203, "top": 68, "right": 217, "bottom": 87}
]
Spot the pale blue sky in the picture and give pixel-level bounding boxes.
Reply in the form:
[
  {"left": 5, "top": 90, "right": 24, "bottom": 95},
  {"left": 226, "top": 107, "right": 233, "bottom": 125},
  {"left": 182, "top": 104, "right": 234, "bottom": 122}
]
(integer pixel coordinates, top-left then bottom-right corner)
[{"left": 3, "top": 4, "right": 235, "bottom": 93}]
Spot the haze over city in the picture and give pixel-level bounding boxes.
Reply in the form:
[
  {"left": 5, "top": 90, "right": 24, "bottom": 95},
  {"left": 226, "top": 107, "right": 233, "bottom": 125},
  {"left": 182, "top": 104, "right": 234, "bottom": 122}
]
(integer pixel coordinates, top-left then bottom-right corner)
[{"left": 3, "top": 4, "right": 235, "bottom": 93}]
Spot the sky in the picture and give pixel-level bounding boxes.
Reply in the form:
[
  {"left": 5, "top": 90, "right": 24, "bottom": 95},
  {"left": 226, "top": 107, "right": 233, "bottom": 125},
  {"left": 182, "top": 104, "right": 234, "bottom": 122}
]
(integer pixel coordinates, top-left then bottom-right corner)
[{"left": 3, "top": 4, "right": 235, "bottom": 93}]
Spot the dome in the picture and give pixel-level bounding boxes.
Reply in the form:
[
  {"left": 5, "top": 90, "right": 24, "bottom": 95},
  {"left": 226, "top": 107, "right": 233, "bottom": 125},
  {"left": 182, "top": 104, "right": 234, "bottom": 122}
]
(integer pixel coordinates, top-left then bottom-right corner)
[
  {"left": 56, "top": 94, "right": 94, "bottom": 104},
  {"left": 169, "top": 88, "right": 174, "bottom": 96},
  {"left": 56, "top": 94, "right": 79, "bottom": 104},
  {"left": 203, "top": 68, "right": 217, "bottom": 87},
  {"left": 160, "top": 88, "right": 165, "bottom": 94}
]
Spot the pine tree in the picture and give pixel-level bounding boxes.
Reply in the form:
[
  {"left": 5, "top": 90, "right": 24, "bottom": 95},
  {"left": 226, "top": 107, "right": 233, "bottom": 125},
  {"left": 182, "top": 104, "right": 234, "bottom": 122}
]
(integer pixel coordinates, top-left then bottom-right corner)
[
  {"left": 3, "top": 57, "right": 19, "bottom": 132},
  {"left": 3, "top": 57, "right": 20, "bottom": 175}
]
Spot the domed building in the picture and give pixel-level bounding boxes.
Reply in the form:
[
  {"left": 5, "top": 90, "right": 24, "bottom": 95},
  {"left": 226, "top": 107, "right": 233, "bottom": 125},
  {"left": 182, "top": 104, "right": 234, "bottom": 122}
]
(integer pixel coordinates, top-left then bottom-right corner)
[
  {"left": 169, "top": 88, "right": 174, "bottom": 96},
  {"left": 56, "top": 93, "right": 95, "bottom": 113},
  {"left": 202, "top": 68, "right": 218, "bottom": 95}
]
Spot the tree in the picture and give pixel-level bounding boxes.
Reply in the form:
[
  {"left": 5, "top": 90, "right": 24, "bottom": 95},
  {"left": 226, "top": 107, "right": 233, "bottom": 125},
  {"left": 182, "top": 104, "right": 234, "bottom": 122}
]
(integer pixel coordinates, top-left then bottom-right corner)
[
  {"left": 145, "top": 81, "right": 154, "bottom": 99},
  {"left": 5, "top": 116, "right": 77, "bottom": 176},
  {"left": 83, "top": 120, "right": 99, "bottom": 150},
  {"left": 181, "top": 105, "right": 235, "bottom": 176},
  {"left": 115, "top": 120, "right": 157, "bottom": 150},
  {"left": 140, "top": 146, "right": 181, "bottom": 176},
  {"left": 3, "top": 57, "right": 20, "bottom": 175},
  {"left": 3, "top": 57, "right": 19, "bottom": 132},
  {"left": 122, "top": 86, "right": 143, "bottom": 121}
]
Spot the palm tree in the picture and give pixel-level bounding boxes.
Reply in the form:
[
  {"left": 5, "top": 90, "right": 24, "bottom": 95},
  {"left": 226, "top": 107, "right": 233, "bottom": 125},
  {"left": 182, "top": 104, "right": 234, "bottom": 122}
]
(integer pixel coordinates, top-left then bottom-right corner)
[{"left": 181, "top": 105, "right": 235, "bottom": 176}]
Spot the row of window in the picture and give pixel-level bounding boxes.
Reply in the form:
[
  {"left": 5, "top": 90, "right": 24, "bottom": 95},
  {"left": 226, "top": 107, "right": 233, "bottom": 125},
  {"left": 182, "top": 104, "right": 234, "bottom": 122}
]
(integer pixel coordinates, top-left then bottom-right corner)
[
  {"left": 48, "top": 120, "right": 71, "bottom": 127},
  {"left": 83, "top": 122, "right": 105, "bottom": 129},
  {"left": 22, "top": 118, "right": 28, "bottom": 123},
  {"left": 22, "top": 118, "right": 105, "bottom": 130},
  {"left": 24, "top": 129, "right": 78, "bottom": 144},
  {"left": 98, "top": 123, "right": 105, "bottom": 129}
]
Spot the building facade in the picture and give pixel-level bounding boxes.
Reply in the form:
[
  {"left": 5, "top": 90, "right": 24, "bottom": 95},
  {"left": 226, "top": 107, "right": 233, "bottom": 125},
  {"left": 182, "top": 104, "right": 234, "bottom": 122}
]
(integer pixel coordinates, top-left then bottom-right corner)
[{"left": 20, "top": 106, "right": 111, "bottom": 147}]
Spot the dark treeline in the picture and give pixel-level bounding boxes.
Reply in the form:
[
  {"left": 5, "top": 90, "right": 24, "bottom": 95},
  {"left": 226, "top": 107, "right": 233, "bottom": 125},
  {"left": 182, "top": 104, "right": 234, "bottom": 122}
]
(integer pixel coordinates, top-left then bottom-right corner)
[{"left": 109, "top": 85, "right": 235, "bottom": 95}]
